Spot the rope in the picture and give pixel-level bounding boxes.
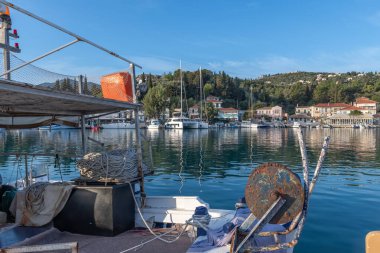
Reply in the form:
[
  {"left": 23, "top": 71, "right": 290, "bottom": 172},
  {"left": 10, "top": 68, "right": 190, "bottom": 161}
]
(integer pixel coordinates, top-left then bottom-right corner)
[
  {"left": 77, "top": 149, "right": 150, "bottom": 182},
  {"left": 119, "top": 182, "right": 191, "bottom": 253}
]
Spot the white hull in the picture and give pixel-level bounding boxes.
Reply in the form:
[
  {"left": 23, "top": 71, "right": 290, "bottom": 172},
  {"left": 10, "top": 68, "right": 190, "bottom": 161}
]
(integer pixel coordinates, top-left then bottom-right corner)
[
  {"left": 198, "top": 121, "right": 209, "bottom": 129},
  {"left": 101, "top": 122, "right": 146, "bottom": 129},
  {"left": 147, "top": 125, "right": 162, "bottom": 129},
  {"left": 241, "top": 122, "right": 267, "bottom": 128}
]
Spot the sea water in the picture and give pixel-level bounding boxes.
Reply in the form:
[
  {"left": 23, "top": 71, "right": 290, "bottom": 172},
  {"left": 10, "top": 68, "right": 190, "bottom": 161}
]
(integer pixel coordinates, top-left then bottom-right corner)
[{"left": 0, "top": 128, "right": 379, "bottom": 253}]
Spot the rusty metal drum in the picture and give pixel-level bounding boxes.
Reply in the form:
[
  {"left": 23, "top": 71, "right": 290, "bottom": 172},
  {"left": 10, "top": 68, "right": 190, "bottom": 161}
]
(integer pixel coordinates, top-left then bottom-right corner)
[{"left": 245, "top": 162, "right": 304, "bottom": 224}]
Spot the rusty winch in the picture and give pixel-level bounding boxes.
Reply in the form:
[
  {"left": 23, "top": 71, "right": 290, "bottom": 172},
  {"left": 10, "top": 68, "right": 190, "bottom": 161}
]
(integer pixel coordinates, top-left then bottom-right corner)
[{"left": 231, "top": 130, "right": 331, "bottom": 253}]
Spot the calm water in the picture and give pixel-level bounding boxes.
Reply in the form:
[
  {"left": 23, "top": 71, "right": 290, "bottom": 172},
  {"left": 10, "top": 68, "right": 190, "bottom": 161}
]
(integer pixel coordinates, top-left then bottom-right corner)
[{"left": 1, "top": 128, "right": 380, "bottom": 253}]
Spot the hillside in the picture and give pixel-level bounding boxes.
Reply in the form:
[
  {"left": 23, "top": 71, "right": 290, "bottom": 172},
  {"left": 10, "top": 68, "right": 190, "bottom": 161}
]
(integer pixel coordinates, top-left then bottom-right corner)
[{"left": 141, "top": 70, "right": 380, "bottom": 115}]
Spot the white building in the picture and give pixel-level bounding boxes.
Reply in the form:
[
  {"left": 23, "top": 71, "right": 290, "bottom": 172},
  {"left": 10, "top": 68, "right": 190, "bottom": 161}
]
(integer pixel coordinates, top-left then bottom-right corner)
[{"left": 256, "top": 106, "right": 283, "bottom": 119}]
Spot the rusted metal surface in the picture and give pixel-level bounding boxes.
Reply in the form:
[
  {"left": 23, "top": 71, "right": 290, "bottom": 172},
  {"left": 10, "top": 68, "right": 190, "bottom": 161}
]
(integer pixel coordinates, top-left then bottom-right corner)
[{"left": 245, "top": 162, "right": 304, "bottom": 224}]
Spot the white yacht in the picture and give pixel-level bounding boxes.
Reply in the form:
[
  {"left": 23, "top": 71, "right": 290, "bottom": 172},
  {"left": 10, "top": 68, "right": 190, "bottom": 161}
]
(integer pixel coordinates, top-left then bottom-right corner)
[
  {"left": 164, "top": 116, "right": 196, "bottom": 129},
  {"left": 147, "top": 119, "right": 162, "bottom": 129}
]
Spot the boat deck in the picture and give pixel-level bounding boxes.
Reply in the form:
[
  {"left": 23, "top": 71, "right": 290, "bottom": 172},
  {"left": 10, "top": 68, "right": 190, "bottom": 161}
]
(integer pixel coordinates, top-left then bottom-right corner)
[{"left": 3, "top": 226, "right": 193, "bottom": 253}]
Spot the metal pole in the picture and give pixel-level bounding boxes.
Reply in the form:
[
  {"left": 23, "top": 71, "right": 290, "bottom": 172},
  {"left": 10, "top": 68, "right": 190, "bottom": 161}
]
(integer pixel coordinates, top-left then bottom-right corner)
[
  {"left": 24, "top": 154, "right": 28, "bottom": 187},
  {"left": 199, "top": 66, "right": 202, "bottom": 121},
  {"left": 180, "top": 60, "right": 183, "bottom": 117},
  {"left": 0, "top": 12, "right": 11, "bottom": 80},
  {"left": 0, "top": 0, "right": 142, "bottom": 69},
  {"left": 134, "top": 108, "right": 145, "bottom": 206},
  {"left": 0, "top": 39, "right": 79, "bottom": 77},
  {"left": 81, "top": 114, "right": 86, "bottom": 155},
  {"left": 78, "top": 74, "right": 83, "bottom": 94},
  {"left": 129, "top": 63, "right": 136, "bottom": 103}
]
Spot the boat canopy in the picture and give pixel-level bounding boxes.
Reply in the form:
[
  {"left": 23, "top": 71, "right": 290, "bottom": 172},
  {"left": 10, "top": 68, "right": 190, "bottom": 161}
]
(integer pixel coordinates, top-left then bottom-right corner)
[{"left": 0, "top": 79, "right": 141, "bottom": 128}]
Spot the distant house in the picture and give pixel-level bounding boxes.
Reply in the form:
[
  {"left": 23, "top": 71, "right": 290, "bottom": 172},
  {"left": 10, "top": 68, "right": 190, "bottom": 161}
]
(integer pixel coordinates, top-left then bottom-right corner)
[
  {"left": 206, "top": 95, "right": 223, "bottom": 108},
  {"left": 311, "top": 103, "right": 350, "bottom": 118},
  {"left": 288, "top": 114, "right": 313, "bottom": 124},
  {"left": 217, "top": 108, "right": 239, "bottom": 121},
  {"left": 256, "top": 106, "right": 283, "bottom": 119},
  {"left": 295, "top": 106, "right": 312, "bottom": 116},
  {"left": 336, "top": 105, "right": 369, "bottom": 115},
  {"left": 354, "top": 97, "right": 379, "bottom": 115},
  {"left": 188, "top": 104, "right": 200, "bottom": 119}
]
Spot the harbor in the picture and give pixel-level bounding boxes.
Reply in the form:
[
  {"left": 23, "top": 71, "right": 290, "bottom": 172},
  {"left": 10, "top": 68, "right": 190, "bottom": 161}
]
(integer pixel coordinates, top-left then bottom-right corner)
[
  {"left": 1, "top": 128, "right": 380, "bottom": 252},
  {"left": 0, "top": 1, "right": 380, "bottom": 253}
]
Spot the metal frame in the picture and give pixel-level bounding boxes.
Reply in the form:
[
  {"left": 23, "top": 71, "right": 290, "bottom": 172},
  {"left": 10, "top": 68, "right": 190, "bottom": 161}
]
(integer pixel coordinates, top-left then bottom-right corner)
[{"left": 0, "top": 0, "right": 142, "bottom": 69}]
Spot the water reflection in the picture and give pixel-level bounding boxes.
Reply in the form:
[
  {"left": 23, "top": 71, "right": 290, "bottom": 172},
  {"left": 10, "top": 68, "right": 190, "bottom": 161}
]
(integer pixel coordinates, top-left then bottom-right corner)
[{"left": 0, "top": 128, "right": 380, "bottom": 253}]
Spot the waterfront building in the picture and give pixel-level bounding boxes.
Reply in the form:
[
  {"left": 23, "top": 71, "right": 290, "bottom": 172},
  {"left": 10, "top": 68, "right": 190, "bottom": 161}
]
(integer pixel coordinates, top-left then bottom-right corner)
[
  {"left": 217, "top": 107, "right": 239, "bottom": 121},
  {"left": 288, "top": 113, "right": 313, "bottom": 123},
  {"left": 295, "top": 105, "right": 312, "bottom": 116},
  {"left": 326, "top": 114, "right": 374, "bottom": 127},
  {"left": 188, "top": 104, "right": 200, "bottom": 119},
  {"left": 256, "top": 106, "right": 283, "bottom": 120},
  {"left": 311, "top": 103, "right": 350, "bottom": 118},
  {"left": 336, "top": 105, "right": 369, "bottom": 115},
  {"left": 354, "top": 97, "right": 379, "bottom": 115},
  {"left": 206, "top": 95, "right": 223, "bottom": 108}
]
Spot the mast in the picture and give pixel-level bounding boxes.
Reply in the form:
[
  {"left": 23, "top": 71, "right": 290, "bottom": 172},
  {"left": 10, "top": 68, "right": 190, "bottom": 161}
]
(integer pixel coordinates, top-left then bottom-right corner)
[
  {"left": 199, "top": 67, "right": 203, "bottom": 121},
  {"left": 180, "top": 60, "right": 183, "bottom": 118},
  {"left": 250, "top": 86, "right": 253, "bottom": 120}
]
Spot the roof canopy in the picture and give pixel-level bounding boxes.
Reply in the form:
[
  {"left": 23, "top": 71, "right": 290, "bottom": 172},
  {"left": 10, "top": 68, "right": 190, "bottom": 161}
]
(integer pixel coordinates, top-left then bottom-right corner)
[{"left": 0, "top": 79, "right": 139, "bottom": 117}]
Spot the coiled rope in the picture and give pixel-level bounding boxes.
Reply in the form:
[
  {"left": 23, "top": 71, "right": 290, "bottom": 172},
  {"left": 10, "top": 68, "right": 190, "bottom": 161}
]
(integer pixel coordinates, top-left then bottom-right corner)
[{"left": 77, "top": 149, "right": 150, "bottom": 182}]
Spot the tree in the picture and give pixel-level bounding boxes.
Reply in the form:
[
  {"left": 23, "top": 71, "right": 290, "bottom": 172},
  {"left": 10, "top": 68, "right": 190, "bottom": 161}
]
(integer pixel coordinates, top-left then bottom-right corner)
[
  {"left": 143, "top": 84, "right": 167, "bottom": 118},
  {"left": 350, "top": 110, "right": 363, "bottom": 116},
  {"left": 204, "top": 102, "right": 218, "bottom": 123},
  {"left": 203, "top": 83, "right": 213, "bottom": 97}
]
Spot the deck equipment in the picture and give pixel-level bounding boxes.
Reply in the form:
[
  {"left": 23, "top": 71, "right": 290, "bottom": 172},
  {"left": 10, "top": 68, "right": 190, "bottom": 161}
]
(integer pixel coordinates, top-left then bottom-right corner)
[{"left": 231, "top": 128, "right": 330, "bottom": 253}]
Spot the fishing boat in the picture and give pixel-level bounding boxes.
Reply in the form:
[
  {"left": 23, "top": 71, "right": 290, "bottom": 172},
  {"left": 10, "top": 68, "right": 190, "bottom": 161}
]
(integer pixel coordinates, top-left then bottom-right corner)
[{"left": 0, "top": 3, "right": 331, "bottom": 253}]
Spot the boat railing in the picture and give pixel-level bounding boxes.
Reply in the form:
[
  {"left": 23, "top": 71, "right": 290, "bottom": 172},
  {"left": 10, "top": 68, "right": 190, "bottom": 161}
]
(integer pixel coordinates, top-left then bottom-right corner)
[{"left": 0, "top": 0, "right": 142, "bottom": 101}]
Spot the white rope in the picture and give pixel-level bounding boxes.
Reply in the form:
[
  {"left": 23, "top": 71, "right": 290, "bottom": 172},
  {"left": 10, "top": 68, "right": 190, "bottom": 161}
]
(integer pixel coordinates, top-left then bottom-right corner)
[
  {"left": 77, "top": 149, "right": 150, "bottom": 182},
  {"left": 119, "top": 183, "right": 191, "bottom": 253}
]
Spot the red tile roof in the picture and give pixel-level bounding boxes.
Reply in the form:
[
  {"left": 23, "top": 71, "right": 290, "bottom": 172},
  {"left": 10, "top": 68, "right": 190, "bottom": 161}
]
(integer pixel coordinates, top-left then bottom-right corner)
[
  {"left": 355, "top": 97, "right": 377, "bottom": 104},
  {"left": 218, "top": 107, "right": 238, "bottom": 112},
  {"left": 340, "top": 105, "right": 363, "bottom": 111},
  {"left": 315, "top": 103, "right": 350, "bottom": 108},
  {"left": 206, "top": 100, "right": 223, "bottom": 103}
]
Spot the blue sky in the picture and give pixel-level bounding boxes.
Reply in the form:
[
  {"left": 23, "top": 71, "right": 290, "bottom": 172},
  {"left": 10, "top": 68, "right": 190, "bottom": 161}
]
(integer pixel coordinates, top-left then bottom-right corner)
[{"left": 7, "top": 0, "right": 380, "bottom": 80}]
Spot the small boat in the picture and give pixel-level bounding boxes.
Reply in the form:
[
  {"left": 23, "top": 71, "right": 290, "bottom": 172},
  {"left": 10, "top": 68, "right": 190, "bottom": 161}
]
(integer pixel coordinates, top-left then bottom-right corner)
[
  {"left": 241, "top": 120, "right": 268, "bottom": 128},
  {"left": 147, "top": 119, "right": 162, "bottom": 129},
  {"left": 101, "top": 119, "right": 146, "bottom": 129}
]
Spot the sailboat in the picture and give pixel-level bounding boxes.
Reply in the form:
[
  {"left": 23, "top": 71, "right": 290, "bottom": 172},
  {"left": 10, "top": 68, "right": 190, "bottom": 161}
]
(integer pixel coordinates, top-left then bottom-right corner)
[
  {"left": 241, "top": 86, "right": 267, "bottom": 128},
  {"left": 195, "top": 67, "right": 209, "bottom": 129},
  {"left": 164, "top": 61, "right": 195, "bottom": 129}
]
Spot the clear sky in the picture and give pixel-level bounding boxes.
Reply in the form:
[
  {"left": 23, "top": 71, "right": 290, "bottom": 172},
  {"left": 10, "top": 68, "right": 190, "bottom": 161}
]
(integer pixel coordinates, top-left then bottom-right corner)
[{"left": 7, "top": 0, "right": 380, "bottom": 80}]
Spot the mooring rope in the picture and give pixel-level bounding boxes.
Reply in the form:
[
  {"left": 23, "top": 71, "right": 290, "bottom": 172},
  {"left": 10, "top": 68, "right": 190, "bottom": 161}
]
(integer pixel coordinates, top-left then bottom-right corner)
[
  {"left": 77, "top": 149, "right": 150, "bottom": 182},
  {"left": 119, "top": 182, "right": 191, "bottom": 253}
]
